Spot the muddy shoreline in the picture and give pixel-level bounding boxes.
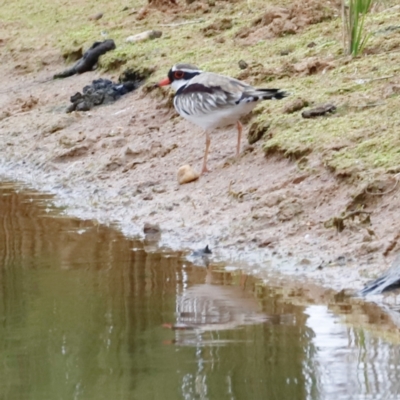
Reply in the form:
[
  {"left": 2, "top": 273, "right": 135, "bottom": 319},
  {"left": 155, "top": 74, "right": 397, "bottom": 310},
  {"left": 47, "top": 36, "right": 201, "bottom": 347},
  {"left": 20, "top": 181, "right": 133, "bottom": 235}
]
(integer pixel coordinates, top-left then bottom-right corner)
[{"left": 1, "top": 62, "right": 397, "bottom": 295}]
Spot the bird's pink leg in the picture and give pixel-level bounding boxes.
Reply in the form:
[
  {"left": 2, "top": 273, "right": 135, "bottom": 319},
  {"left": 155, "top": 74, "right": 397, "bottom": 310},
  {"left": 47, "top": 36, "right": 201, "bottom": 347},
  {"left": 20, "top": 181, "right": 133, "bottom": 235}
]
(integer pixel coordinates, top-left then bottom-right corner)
[
  {"left": 201, "top": 131, "right": 211, "bottom": 174},
  {"left": 236, "top": 121, "right": 243, "bottom": 158}
]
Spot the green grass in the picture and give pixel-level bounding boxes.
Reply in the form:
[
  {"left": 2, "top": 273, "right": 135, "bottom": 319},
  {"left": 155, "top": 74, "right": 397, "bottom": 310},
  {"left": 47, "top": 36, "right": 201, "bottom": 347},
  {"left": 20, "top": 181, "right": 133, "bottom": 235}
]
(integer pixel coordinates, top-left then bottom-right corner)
[{"left": 342, "top": 0, "right": 374, "bottom": 56}]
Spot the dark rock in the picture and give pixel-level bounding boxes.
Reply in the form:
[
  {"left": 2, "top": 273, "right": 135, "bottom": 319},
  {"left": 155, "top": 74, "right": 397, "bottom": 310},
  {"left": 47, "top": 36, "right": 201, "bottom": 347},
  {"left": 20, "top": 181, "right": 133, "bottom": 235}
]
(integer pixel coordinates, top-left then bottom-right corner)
[
  {"left": 65, "top": 103, "right": 76, "bottom": 113},
  {"left": 54, "top": 39, "right": 116, "bottom": 79},
  {"left": 75, "top": 101, "right": 91, "bottom": 112},
  {"left": 302, "top": 103, "right": 336, "bottom": 118},
  {"left": 70, "top": 92, "right": 83, "bottom": 103},
  {"left": 66, "top": 75, "right": 145, "bottom": 113},
  {"left": 238, "top": 60, "right": 248, "bottom": 70}
]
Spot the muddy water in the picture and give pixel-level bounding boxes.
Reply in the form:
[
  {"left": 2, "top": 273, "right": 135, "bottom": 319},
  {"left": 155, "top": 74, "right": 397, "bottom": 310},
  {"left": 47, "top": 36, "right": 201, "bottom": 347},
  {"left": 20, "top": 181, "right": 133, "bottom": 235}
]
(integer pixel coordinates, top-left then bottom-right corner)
[{"left": 1, "top": 183, "right": 400, "bottom": 400}]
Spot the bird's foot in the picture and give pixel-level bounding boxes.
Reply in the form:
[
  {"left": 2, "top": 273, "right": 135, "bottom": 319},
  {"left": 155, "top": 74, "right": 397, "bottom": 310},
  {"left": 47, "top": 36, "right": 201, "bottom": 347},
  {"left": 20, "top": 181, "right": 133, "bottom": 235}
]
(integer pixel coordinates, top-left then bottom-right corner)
[{"left": 201, "top": 165, "right": 211, "bottom": 175}]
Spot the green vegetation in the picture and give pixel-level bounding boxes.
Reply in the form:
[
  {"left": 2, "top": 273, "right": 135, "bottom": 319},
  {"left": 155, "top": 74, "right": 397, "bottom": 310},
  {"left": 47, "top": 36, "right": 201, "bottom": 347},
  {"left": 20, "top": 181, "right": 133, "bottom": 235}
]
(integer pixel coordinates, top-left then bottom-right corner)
[{"left": 342, "top": 0, "right": 374, "bottom": 56}]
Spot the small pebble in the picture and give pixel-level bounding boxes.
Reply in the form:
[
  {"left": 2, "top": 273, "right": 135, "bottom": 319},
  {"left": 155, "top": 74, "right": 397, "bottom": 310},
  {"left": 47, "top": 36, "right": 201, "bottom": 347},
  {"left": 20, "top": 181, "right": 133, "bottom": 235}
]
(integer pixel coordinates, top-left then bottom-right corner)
[
  {"left": 177, "top": 165, "right": 199, "bottom": 184},
  {"left": 126, "top": 30, "right": 162, "bottom": 43},
  {"left": 302, "top": 104, "right": 336, "bottom": 119},
  {"left": 238, "top": 60, "right": 248, "bottom": 70},
  {"left": 89, "top": 12, "right": 103, "bottom": 21}
]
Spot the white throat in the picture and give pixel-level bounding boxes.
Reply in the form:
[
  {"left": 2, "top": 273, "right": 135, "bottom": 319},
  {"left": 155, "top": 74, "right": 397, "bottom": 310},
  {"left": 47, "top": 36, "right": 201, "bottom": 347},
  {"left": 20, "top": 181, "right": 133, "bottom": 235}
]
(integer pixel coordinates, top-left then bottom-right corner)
[{"left": 171, "top": 79, "right": 189, "bottom": 92}]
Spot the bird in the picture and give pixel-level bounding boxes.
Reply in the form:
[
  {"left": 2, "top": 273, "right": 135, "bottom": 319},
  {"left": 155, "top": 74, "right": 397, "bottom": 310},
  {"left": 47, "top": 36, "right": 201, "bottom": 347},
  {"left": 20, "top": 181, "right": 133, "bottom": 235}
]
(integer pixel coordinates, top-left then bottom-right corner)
[{"left": 158, "top": 63, "right": 288, "bottom": 174}]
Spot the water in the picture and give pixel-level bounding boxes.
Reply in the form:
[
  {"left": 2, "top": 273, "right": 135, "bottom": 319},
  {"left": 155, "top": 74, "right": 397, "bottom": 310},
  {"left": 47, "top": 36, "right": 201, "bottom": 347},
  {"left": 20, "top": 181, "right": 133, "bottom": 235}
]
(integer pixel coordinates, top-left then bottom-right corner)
[{"left": 1, "top": 182, "right": 400, "bottom": 400}]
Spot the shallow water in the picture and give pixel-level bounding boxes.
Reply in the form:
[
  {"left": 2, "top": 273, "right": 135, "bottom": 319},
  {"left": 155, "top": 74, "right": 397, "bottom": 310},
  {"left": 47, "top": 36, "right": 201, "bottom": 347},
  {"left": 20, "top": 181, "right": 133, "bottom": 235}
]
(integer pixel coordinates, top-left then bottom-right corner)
[{"left": 1, "top": 182, "right": 400, "bottom": 400}]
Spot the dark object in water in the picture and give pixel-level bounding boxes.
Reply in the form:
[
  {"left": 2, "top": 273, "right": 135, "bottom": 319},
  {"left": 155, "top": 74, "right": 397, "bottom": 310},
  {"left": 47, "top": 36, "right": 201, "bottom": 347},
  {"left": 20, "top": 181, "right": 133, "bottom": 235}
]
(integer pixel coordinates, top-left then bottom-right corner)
[
  {"left": 66, "top": 78, "right": 138, "bottom": 112},
  {"left": 188, "top": 245, "right": 212, "bottom": 268},
  {"left": 301, "top": 103, "right": 336, "bottom": 118},
  {"left": 191, "top": 245, "right": 212, "bottom": 257},
  {"left": 54, "top": 39, "right": 116, "bottom": 79},
  {"left": 143, "top": 222, "right": 161, "bottom": 235},
  {"left": 203, "top": 245, "right": 212, "bottom": 254},
  {"left": 360, "top": 254, "right": 400, "bottom": 296}
]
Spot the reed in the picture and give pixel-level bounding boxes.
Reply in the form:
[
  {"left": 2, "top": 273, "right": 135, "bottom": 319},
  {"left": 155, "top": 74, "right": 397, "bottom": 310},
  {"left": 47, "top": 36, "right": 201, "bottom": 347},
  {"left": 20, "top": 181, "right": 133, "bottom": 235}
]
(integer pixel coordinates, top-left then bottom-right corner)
[{"left": 342, "top": 0, "right": 374, "bottom": 56}]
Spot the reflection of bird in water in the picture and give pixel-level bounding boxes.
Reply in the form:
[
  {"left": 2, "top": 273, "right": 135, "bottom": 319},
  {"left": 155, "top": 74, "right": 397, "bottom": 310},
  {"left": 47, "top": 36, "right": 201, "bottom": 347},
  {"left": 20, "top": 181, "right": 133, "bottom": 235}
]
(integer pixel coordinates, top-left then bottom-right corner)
[
  {"left": 191, "top": 245, "right": 212, "bottom": 258},
  {"left": 188, "top": 245, "right": 212, "bottom": 268},
  {"left": 360, "top": 254, "right": 400, "bottom": 296},
  {"left": 163, "top": 266, "right": 269, "bottom": 345},
  {"left": 142, "top": 222, "right": 161, "bottom": 252}
]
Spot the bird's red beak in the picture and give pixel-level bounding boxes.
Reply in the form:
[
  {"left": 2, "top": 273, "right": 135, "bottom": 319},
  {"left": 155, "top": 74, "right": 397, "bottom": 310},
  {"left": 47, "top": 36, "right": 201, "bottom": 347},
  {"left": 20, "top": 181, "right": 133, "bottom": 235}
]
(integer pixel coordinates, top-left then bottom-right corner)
[{"left": 158, "top": 77, "right": 171, "bottom": 86}]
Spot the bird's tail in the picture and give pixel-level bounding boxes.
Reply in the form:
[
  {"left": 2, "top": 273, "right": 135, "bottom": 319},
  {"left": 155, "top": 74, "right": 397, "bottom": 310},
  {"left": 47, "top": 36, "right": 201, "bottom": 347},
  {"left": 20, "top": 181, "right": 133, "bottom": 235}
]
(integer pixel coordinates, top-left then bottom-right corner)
[
  {"left": 239, "top": 88, "right": 289, "bottom": 103},
  {"left": 258, "top": 88, "right": 289, "bottom": 100}
]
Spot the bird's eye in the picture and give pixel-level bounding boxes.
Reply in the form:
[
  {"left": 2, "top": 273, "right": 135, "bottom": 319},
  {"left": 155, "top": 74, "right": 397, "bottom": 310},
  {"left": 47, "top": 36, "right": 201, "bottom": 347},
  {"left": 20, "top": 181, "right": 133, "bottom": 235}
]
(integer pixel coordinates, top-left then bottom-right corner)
[{"left": 174, "top": 71, "right": 184, "bottom": 79}]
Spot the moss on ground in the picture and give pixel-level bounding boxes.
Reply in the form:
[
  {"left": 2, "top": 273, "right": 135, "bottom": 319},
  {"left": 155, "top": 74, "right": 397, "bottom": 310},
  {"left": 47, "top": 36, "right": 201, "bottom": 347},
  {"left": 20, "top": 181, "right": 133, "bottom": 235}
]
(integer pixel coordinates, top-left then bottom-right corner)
[{"left": 0, "top": 0, "right": 399, "bottom": 179}]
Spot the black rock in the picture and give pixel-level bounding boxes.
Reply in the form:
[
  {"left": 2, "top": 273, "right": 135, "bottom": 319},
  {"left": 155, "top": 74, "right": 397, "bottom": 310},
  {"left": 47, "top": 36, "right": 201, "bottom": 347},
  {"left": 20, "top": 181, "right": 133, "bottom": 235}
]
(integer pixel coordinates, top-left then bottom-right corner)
[
  {"left": 54, "top": 39, "right": 116, "bottom": 79},
  {"left": 66, "top": 78, "right": 138, "bottom": 113},
  {"left": 302, "top": 103, "right": 336, "bottom": 119}
]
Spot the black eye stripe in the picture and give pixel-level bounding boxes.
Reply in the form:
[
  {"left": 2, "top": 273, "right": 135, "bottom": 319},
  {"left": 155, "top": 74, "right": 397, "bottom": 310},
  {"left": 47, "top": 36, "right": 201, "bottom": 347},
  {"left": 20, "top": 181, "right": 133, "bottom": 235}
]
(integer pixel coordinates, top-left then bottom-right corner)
[
  {"left": 168, "top": 69, "right": 201, "bottom": 82},
  {"left": 181, "top": 71, "right": 200, "bottom": 81}
]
